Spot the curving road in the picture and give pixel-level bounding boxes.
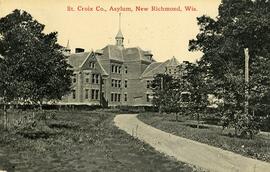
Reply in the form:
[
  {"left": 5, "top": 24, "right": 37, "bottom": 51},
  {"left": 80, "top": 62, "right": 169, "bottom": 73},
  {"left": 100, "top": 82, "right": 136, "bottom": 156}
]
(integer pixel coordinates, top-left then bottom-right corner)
[{"left": 114, "top": 114, "right": 270, "bottom": 172}]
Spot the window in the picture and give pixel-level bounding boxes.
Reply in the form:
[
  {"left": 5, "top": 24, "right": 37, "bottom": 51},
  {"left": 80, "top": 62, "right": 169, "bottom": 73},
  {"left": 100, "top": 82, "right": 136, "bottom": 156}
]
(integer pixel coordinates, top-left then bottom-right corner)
[
  {"left": 90, "top": 62, "right": 95, "bottom": 68},
  {"left": 125, "top": 80, "right": 127, "bottom": 88},
  {"left": 111, "top": 93, "right": 114, "bottom": 102},
  {"left": 92, "top": 74, "right": 99, "bottom": 84},
  {"left": 85, "top": 78, "right": 89, "bottom": 83},
  {"left": 95, "top": 90, "right": 99, "bottom": 100},
  {"left": 124, "top": 94, "right": 127, "bottom": 101},
  {"left": 118, "top": 80, "right": 121, "bottom": 88},
  {"left": 111, "top": 79, "right": 114, "bottom": 87},
  {"left": 72, "top": 90, "right": 76, "bottom": 99},
  {"left": 111, "top": 65, "right": 114, "bottom": 73},
  {"left": 146, "top": 80, "right": 151, "bottom": 89},
  {"left": 91, "top": 89, "right": 99, "bottom": 100},
  {"left": 91, "top": 89, "right": 95, "bottom": 99},
  {"left": 146, "top": 94, "right": 150, "bottom": 102},
  {"left": 118, "top": 94, "right": 121, "bottom": 102},
  {"left": 119, "top": 66, "right": 121, "bottom": 73},
  {"left": 92, "top": 74, "right": 95, "bottom": 83},
  {"left": 115, "top": 66, "right": 118, "bottom": 73},
  {"left": 125, "top": 66, "right": 127, "bottom": 74},
  {"left": 112, "top": 79, "right": 121, "bottom": 88},
  {"left": 85, "top": 89, "right": 89, "bottom": 99},
  {"left": 114, "top": 93, "right": 117, "bottom": 102},
  {"left": 95, "top": 74, "right": 99, "bottom": 84},
  {"left": 73, "top": 78, "right": 76, "bottom": 83}
]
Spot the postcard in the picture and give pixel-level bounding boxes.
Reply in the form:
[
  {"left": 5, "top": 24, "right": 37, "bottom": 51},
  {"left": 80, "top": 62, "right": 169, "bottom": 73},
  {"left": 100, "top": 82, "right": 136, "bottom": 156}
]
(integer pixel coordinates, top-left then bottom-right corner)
[{"left": 0, "top": 0, "right": 269, "bottom": 172}]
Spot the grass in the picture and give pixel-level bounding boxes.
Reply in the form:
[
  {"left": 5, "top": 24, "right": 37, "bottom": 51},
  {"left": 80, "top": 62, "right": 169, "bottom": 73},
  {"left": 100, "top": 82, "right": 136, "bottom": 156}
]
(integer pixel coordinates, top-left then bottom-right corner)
[
  {"left": 0, "top": 109, "right": 200, "bottom": 172},
  {"left": 138, "top": 112, "right": 270, "bottom": 162}
]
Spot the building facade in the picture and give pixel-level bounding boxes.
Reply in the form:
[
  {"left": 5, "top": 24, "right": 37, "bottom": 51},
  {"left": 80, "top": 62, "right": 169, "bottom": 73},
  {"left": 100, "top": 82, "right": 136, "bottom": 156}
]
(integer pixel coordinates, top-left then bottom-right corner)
[{"left": 61, "top": 29, "right": 180, "bottom": 106}]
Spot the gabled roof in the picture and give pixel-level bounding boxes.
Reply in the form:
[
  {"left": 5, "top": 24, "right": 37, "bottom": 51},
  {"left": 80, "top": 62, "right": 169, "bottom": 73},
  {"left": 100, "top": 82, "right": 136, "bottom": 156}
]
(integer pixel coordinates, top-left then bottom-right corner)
[
  {"left": 141, "top": 57, "right": 180, "bottom": 78},
  {"left": 68, "top": 52, "right": 91, "bottom": 69},
  {"left": 141, "top": 62, "right": 162, "bottom": 77},
  {"left": 67, "top": 51, "right": 109, "bottom": 76},
  {"left": 141, "top": 62, "right": 167, "bottom": 78}
]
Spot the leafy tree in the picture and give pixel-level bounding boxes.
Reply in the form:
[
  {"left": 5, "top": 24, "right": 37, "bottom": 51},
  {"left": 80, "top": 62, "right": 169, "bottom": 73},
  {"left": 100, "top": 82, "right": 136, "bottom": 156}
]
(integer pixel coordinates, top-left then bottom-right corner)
[
  {"left": 151, "top": 74, "right": 176, "bottom": 113},
  {"left": 184, "top": 61, "right": 210, "bottom": 127},
  {"left": 151, "top": 69, "right": 191, "bottom": 121},
  {"left": 0, "top": 9, "right": 72, "bottom": 107},
  {"left": 189, "top": 0, "right": 270, "bottom": 137}
]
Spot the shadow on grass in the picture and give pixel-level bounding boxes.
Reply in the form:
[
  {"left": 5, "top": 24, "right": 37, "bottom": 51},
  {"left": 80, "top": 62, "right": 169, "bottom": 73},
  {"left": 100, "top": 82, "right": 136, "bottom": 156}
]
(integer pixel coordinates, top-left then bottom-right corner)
[{"left": 184, "top": 124, "right": 209, "bottom": 129}]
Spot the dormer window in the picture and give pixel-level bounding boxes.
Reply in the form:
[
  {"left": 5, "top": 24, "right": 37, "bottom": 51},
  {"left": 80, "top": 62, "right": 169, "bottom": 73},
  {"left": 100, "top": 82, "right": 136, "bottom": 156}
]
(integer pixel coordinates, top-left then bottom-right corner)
[
  {"left": 89, "top": 62, "right": 95, "bottom": 68},
  {"left": 144, "top": 51, "right": 153, "bottom": 61}
]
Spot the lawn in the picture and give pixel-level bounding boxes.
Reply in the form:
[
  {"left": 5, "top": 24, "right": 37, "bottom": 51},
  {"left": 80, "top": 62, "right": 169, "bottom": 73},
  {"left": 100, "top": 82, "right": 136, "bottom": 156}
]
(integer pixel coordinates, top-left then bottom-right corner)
[
  {"left": 138, "top": 112, "right": 270, "bottom": 162},
  {"left": 0, "top": 109, "right": 200, "bottom": 172}
]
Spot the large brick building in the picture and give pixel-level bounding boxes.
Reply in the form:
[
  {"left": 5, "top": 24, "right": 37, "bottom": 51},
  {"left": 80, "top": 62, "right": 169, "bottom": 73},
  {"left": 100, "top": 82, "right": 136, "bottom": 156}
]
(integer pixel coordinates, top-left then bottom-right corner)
[{"left": 61, "top": 28, "right": 180, "bottom": 106}]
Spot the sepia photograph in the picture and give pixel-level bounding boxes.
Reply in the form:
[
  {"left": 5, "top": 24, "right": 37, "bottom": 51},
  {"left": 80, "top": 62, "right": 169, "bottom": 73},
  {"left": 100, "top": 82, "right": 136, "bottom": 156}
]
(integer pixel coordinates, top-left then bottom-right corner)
[{"left": 0, "top": 0, "right": 269, "bottom": 171}]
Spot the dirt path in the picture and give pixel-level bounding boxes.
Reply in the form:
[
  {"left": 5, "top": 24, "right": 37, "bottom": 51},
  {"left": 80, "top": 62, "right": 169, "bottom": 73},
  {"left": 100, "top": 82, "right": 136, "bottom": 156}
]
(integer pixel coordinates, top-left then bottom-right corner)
[{"left": 114, "top": 114, "right": 270, "bottom": 172}]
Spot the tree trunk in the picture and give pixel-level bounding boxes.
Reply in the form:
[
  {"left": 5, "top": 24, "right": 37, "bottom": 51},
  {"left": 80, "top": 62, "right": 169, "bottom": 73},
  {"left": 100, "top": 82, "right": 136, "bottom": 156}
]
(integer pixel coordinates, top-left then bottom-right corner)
[
  {"left": 4, "top": 103, "right": 7, "bottom": 131},
  {"left": 234, "top": 126, "right": 238, "bottom": 137},
  {"left": 197, "top": 113, "right": 200, "bottom": 129},
  {"left": 159, "top": 105, "right": 162, "bottom": 114}
]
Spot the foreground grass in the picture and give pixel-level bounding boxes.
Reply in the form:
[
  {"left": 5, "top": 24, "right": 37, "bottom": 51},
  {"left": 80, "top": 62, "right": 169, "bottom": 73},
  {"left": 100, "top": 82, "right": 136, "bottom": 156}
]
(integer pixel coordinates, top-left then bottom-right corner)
[
  {"left": 0, "top": 110, "right": 199, "bottom": 172},
  {"left": 138, "top": 112, "right": 270, "bottom": 162}
]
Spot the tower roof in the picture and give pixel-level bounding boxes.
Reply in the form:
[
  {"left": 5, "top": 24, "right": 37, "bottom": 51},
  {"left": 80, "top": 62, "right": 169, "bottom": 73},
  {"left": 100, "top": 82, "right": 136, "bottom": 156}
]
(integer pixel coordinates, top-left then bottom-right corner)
[
  {"left": 167, "top": 56, "right": 180, "bottom": 66},
  {"left": 115, "top": 29, "right": 124, "bottom": 38}
]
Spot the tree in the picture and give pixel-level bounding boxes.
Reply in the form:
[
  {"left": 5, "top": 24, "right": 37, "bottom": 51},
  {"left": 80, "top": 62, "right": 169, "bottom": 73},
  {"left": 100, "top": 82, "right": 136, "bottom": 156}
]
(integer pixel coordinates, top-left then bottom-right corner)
[
  {"left": 184, "top": 61, "right": 210, "bottom": 128},
  {"left": 151, "top": 69, "right": 191, "bottom": 121},
  {"left": 151, "top": 74, "right": 177, "bottom": 113},
  {"left": 189, "top": 0, "right": 270, "bottom": 138},
  {"left": 0, "top": 9, "right": 72, "bottom": 108}
]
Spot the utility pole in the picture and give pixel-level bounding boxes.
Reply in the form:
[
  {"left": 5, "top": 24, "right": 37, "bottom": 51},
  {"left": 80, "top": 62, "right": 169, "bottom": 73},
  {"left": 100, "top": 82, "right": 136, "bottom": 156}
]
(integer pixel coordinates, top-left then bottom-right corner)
[
  {"left": 244, "top": 48, "right": 249, "bottom": 116},
  {"left": 159, "top": 76, "right": 164, "bottom": 113}
]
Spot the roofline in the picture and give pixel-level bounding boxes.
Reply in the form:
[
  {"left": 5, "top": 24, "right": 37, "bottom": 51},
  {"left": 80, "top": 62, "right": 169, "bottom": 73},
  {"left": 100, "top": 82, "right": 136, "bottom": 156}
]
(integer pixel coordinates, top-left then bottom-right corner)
[
  {"left": 96, "top": 59, "right": 109, "bottom": 76},
  {"left": 78, "top": 51, "right": 93, "bottom": 68},
  {"left": 141, "top": 62, "right": 165, "bottom": 77}
]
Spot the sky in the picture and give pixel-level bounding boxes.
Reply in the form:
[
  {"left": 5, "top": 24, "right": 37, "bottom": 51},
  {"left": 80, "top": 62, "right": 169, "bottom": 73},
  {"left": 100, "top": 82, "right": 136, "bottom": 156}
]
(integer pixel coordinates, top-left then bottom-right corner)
[{"left": 0, "top": 0, "right": 221, "bottom": 63}]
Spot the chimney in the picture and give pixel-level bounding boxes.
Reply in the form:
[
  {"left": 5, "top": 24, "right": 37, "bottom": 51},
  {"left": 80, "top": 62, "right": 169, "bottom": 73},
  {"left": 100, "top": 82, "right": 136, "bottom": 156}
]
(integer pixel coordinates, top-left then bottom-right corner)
[{"left": 75, "top": 48, "right": 85, "bottom": 53}]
